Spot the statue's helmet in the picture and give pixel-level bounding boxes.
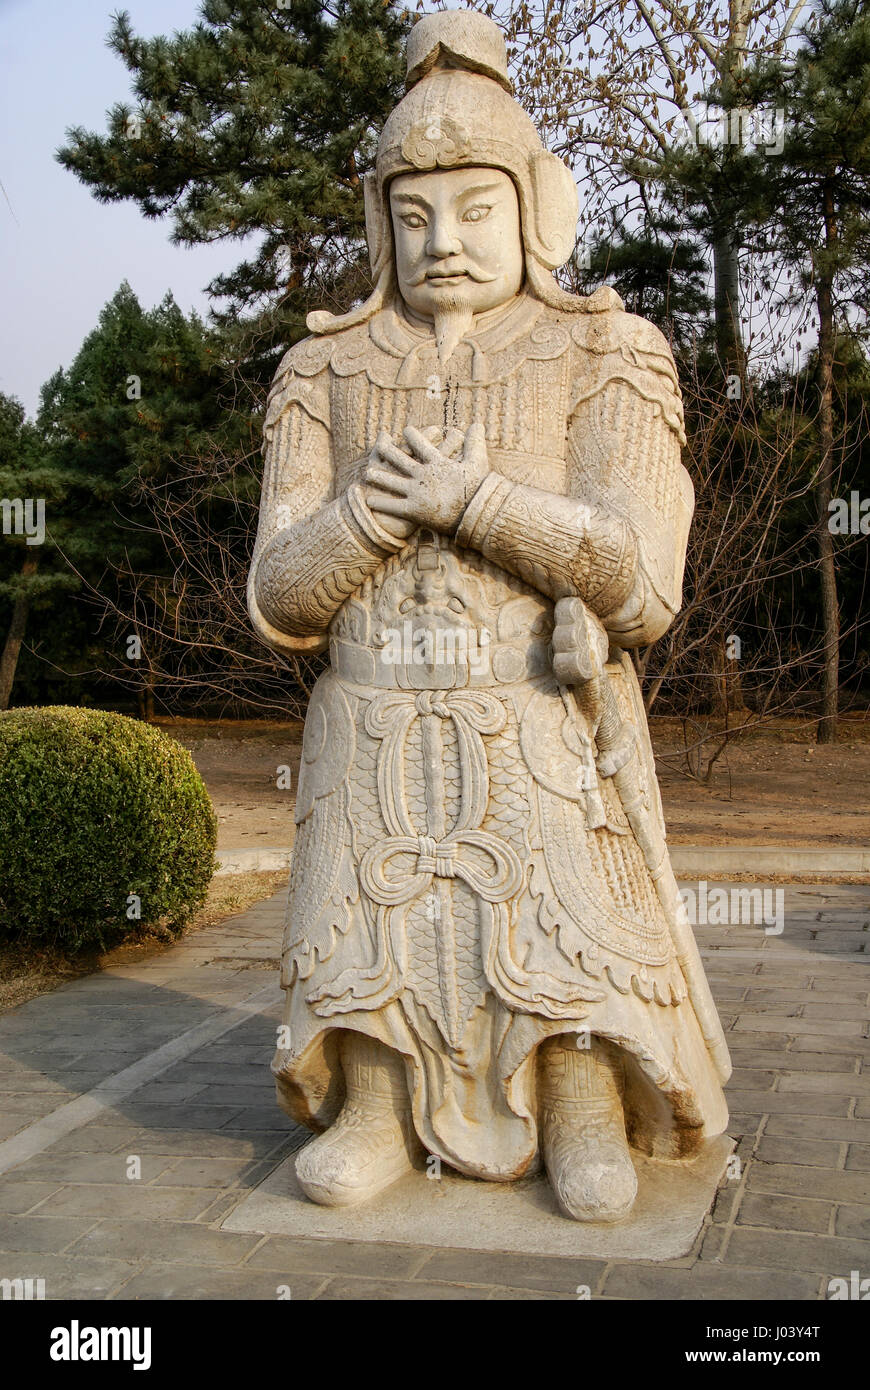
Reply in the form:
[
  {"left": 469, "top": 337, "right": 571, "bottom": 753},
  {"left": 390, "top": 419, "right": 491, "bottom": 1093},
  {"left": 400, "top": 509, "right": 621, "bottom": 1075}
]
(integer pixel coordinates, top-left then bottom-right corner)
[
  {"left": 369, "top": 10, "right": 578, "bottom": 277},
  {"left": 307, "top": 10, "right": 581, "bottom": 333}
]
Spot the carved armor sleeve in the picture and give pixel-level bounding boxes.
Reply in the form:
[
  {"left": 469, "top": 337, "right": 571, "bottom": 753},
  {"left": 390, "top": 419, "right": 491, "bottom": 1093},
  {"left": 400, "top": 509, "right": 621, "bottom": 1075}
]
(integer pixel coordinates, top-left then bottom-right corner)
[
  {"left": 454, "top": 312, "right": 694, "bottom": 647},
  {"left": 455, "top": 472, "right": 640, "bottom": 621},
  {"left": 248, "top": 360, "right": 405, "bottom": 656}
]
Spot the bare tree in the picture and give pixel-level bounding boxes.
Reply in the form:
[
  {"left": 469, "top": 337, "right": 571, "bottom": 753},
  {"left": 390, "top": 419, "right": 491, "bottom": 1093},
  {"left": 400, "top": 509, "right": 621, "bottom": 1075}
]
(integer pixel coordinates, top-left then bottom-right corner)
[
  {"left": 467, "top": 0, "right": 811, "bottom": 376},
  {"left": 639, "top": 347, "right": 869, "bottom": 780}
]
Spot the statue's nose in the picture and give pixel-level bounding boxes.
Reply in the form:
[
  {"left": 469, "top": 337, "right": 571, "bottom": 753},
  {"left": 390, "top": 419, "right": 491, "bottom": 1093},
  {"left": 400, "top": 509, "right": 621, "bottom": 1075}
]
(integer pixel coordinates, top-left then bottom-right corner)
[{"left": 426, "top": 217, "right": 463, "bottom": 260}]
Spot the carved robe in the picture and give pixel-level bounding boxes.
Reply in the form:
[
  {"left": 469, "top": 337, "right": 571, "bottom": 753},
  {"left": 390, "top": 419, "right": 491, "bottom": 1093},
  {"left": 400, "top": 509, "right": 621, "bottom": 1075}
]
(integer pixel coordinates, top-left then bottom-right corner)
[{"left": 249, "top": 289, "right": 731, "bottom": 1179}]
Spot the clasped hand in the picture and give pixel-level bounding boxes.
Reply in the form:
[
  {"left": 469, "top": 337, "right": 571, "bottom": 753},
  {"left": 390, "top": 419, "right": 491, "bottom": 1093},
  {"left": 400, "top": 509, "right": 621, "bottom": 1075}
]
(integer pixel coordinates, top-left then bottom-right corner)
[{"left": 363, "top": 422, "right": 489, "bottom": 539}]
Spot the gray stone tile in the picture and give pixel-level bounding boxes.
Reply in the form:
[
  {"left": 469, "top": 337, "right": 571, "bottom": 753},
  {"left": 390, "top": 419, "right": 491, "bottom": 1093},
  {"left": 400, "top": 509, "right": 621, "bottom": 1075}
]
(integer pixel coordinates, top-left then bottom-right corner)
[
  {"left": 765, "top": 1115, "right": 870, "bottom": 1144},
  {"left": 0, "top": 1251, "right": 138, "bottom": 1300},
  {"left": 67, "top": 1219, "right": 260, "bottom": 1266},
  {"left": 724, "top": 1089, "right": 850, "bottom": 1117},
  {"left": 110, "top": 1262, "right": 326, "bottom": 1301},
  {"left": 729, "top": 1069, "right": 777, "bottom": 1090},
  {"left": 723, "top": 1032, "right": 796, "bottom": 1051},
  {"left": 246, "top": 1236, "right": 429, "bottom": 1279},
  {"left": 737, "top": 1191, "right": 832, "bottom": 1233},
  {"left": 128, "top": 1129, "right": 293, "bottom": 1158},
  {"left": 314, "top": 1276, "right": 491, "bottom": 1299},
  {"left": 189, "top": 1086, "right": 278, "bottom": 1107},
  {"left": 0, "top": 1116, "right": 29, "bottom": 1141},
  {"left": 0, "top": 1181, "right": 63, "bottom": 1214},
  {"left": 602, "top": 1262, "right": 819, "bottom": 1300},
  {"left": 0, "top": 1215, "right": 96, "bottom": 1254},
  {"left": 32, "top": 1184, "right": 213, "bottom": 1221},
  {"left": 710, "top": 1183, "right": 741, "bottom": 1225},
  {"left": 834, "top": 1206, "right": 870, "bottom": 1239},
  {"left": 699, "top": 1224, "right": 727, "bottom": 1259},
  {"left": 733, "top": 1016, "right": 865, "bottom": 1036},
  {"left": 128, "top": 1082, "right": 209, "bottom": 1104},
  {"left": 16, "top": 1154, "right": 177, "bottom": 1185},
  {"left": 91, "top": 1104, "right": 245, "bottom": 1130},
  {"left": 418, "top": 1248, "right": 606, "bottom": 1293},
  {"left": 802, "top": 1002, "right": 870, "bottom": 1021},
  {"left": 717, "top": 1051, "right": 803, "bottom": 1070},
  {"left": 192, "top": 1192, "right": 241, "bottom": 1224},
  {"left": 760, "top": 1052, "right": 857, "bottom": 1073},
  {"left": 0, "top": 1093, "right": 73, "bottom": 1117},
  {"left": 486, "top": 1285, "right": 576, "bottom": 1299},
  {"left": 151, "top": 1157, "right": 273, "bottom": 1189},
  {"left": 746, "top": 1163, "right": 870, "bottom": 1203},
  {"left": 41, "top": 1125, "right": 144, "bottom": 1156},
  {"left": 726, "top": 1114, "right": 765, "bottom": 1136},
  {"left": 845, "top": 1145, "right": 870, "bottom": 1171},
  {"left": 168, "top": 1063, "right": 274, "bottom": 1086},
  {"left": 778, "top": 1072, "right": 869, "bottom": 1095},
  {"left": 791, "top": 1035, "right": 870, "bottom": 1056},
  {"left": 1, "top": 877, "right": 865, "bottom": 1303},
  {"left": 755, "top": 1137, "right": 842, "bottom": 1168},
  {"left": 749, "top": 988, "right": 868, "bottom": 1003},
  {"left": 0, "top": 1076, "right": 80, "bottom": 1094},
  {"left": 219, "top": 1107, "right": 289, "bottom": 1130},
  {"left": 194, "top": 1044, "right": 272, "bottom": 1066},
  {"left": 722, "top": 1228, "right": 870, "bottom": 1275}
]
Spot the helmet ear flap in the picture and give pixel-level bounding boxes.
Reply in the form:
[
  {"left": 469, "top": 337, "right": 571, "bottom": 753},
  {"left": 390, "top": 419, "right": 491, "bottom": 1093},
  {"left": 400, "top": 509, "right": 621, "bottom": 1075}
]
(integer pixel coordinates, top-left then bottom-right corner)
[
  {"left": 363, "top": 171, "right": 390, "bottom": 275},
  {"left": 526, "top": 150, "right": 579, "bottom": 269}
]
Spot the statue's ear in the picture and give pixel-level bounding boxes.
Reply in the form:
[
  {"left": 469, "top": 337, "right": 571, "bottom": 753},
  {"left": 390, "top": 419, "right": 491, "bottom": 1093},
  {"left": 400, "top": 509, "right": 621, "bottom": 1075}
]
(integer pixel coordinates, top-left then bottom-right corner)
[
  {"left": 364, "top": 172, "right": 388, "bottom": 274},
  {"left": 528, "top": 151, "right": 579, "bottom": 269}
]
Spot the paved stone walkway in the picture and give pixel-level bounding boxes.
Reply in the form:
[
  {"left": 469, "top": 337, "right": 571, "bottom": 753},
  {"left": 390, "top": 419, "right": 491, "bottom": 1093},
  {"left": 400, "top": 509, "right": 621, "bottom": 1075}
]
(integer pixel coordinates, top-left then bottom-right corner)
[{"left": 0, "top": 883, "right": 868, "bottom": 1300}]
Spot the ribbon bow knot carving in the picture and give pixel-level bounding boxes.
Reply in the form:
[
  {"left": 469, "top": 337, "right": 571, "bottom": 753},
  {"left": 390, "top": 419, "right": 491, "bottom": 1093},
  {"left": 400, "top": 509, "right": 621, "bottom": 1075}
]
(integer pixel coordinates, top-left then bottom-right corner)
[
  {"left": 414, "top": 836, "right": 457, "bottom": 877},
  {"left": 361, "top": 829, "right": 522, "bottom": 907}
]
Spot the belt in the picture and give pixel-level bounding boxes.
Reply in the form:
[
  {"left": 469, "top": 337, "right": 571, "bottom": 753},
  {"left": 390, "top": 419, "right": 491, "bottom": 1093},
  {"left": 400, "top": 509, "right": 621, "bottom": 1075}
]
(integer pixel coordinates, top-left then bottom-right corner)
[{"left": 329, "top": 634, "right": 551, "bottom": 689}]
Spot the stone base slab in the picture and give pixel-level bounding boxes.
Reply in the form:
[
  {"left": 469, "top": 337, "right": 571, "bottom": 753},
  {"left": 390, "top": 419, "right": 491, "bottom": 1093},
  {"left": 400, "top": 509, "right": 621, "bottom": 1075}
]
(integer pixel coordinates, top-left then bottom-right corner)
[{"left": 223, "top": 1133, "right": 734, "bottom": 1261}]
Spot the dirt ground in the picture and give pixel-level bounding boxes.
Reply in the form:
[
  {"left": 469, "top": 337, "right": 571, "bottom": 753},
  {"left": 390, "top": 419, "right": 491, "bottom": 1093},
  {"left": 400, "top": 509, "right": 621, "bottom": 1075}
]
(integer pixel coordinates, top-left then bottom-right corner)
[{"left": 162, "top": 715, "right": 870, "bottom": 850}]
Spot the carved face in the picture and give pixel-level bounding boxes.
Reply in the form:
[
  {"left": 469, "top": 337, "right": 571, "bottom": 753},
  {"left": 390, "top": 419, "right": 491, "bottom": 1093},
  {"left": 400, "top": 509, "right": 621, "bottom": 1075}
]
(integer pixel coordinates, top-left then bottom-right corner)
[{"left": 389, "top": 166, "right": 524, "bottom": 319}]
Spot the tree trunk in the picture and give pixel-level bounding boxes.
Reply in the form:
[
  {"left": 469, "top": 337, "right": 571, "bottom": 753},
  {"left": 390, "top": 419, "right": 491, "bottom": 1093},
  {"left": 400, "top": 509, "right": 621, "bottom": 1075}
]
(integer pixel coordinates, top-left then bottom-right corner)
[
  {"left": 815, "top": 175, "right": 840, "bottom": 744},
  {"left": 136, "top": 683, "right": 156, "bottom": 721},
  {"left": 713, "top": 231, "right": 747, "bottom": 382},
  {"left": 708, "top": 629, "right": 749, "bottom": 716},
  {"left": 816, "top": 266, "right": 839, "bottom": 743},
  {"left": 711, "top": 0, "right": 752, "bottom": 384},
  {"left": 0, "top": 554, "right": 38, "bottom": 710}
]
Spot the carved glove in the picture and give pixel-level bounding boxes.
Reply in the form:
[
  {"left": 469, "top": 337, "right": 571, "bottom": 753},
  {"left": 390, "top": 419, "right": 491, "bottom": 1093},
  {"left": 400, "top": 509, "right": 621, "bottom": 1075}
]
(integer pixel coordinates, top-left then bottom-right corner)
[{"left": 364, "top": 422, "right": 490, "bottom": 535}]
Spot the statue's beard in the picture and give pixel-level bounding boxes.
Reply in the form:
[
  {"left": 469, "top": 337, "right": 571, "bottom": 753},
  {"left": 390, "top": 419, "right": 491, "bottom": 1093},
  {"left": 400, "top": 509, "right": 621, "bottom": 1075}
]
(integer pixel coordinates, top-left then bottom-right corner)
[{"left": 432, "top": 292, "right": 475, "bottom": 373}]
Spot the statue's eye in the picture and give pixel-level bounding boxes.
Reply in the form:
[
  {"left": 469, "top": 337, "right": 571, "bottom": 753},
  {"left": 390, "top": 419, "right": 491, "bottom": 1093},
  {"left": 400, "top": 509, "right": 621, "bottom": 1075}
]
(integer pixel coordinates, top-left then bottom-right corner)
[
  {"left": 462, "top": 205, "right": 491, "bottom": 223},
  {"left": 401, "top": 213, "right": 426, "bottom": 229}
]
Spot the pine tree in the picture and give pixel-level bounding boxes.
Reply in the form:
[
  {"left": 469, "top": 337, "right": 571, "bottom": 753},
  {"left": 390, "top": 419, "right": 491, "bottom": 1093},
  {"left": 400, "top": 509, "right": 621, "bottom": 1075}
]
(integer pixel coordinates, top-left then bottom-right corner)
[
  {"left": 34, "top": 282, "right": 254, "bottom": 715},
  {"left": 57, "top": 0, "right": 409, "bottom": 364},
  {"left": 0, "top": 392, "right": 102, "bottom": 710},
  {"left": 570, "top": 216, "right": 712, "bottom": 351},
  {"left": 0, "top": 284, "right": 260, "bottom": 711},
  {"left": 0, "top": 396, "right": 48, "bottom": 708}
]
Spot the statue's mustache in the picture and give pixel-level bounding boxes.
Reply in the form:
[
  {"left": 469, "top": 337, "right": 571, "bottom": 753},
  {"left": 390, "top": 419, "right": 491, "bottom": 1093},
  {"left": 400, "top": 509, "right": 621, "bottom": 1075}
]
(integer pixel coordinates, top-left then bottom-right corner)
[{"left": 408, "top": 263, "right": 499, "bottom": 286}]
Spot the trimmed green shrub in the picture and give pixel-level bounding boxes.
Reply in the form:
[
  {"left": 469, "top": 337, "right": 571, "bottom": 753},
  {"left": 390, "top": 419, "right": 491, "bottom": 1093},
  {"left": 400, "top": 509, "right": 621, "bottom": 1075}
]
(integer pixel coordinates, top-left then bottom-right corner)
[{"left": 0, "top": 707, "right": 217, "bottom": 950}]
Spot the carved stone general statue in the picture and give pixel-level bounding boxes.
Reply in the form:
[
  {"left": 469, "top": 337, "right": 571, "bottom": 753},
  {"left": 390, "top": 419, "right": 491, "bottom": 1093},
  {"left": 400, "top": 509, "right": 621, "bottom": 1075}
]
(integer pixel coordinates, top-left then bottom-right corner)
[{"left": 248, "top": 10, "right": 731, "bottom": 1223}]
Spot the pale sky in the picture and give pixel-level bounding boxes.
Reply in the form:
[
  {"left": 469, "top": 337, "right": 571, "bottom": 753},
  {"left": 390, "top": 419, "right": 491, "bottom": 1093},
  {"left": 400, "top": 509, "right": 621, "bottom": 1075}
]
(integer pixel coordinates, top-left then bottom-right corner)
[{"left": 0, "top": 0, "right": 245, "bottom": 416}]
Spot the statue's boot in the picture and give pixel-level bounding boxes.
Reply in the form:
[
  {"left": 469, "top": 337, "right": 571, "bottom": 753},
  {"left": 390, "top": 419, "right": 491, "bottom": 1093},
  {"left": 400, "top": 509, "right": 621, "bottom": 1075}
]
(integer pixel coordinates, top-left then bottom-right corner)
[
  {"left": 295, "top": 1033, "right": 420, "bottom": 1207},
  {"left": 539, "top": 1035, "right": 638, "bottom": 1223}
]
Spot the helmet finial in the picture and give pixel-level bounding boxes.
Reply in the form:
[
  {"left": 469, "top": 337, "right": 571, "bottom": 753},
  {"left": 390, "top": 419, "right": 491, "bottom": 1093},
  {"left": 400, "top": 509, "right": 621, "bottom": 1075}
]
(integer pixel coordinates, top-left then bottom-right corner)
[{"left": 405, "top": 11, "right": 512, "bottom": 93}]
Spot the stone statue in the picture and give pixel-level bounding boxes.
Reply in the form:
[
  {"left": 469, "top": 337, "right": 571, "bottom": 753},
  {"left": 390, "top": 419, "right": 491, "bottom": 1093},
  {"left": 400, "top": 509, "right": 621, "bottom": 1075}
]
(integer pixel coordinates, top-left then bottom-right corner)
[{"left": 248, "top": 10, "right": 731, "bottom": 1223}]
